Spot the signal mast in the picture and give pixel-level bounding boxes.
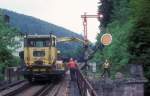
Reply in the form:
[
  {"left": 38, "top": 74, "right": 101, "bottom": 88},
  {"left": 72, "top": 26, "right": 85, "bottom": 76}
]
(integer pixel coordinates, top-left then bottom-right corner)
[
  {"left": 81, "top": 12, "right": 102, "bottom": 44},
  {"left": 81, "top": 12, "right": 102, "bottom": 72}
]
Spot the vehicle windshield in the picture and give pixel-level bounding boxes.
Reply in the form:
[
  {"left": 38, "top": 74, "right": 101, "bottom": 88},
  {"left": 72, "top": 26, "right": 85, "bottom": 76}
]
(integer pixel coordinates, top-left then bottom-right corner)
[{"left": 28, "top": 38, "right": 50, "bottom": 47}]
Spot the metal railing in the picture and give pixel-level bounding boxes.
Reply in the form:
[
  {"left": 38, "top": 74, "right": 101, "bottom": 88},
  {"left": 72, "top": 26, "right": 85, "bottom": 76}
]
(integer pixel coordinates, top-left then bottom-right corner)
[
  {"left": 4, "top": 67, "right": 22, "bottom": 83},
  {"left": 76, "top": 68, "right": 97, "bottom": 96}
]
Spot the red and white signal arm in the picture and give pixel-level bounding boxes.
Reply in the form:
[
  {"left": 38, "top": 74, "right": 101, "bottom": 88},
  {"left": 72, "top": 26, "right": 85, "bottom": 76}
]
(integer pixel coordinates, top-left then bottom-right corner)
[{"left": 101, "top": 33, "right": 112, "bottom": 45}]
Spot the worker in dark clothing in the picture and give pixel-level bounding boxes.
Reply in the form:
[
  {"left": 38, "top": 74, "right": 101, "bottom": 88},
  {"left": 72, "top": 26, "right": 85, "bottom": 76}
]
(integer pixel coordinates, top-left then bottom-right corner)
[{"left": 67, "top": 58, "right": 78, "bottom": 81}]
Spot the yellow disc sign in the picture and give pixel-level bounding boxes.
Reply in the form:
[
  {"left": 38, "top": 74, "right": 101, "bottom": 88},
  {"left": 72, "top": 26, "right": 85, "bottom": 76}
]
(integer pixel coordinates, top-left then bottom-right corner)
[{"left": 101, "top": 33, "right": 112, "bottom": 45}]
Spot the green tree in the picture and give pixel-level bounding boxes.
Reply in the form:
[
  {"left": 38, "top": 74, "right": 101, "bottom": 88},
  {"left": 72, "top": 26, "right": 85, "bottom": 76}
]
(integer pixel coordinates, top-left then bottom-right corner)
[
  {"left": 130, "top": 0, "right": 150, "bottom": 94},
  {"left": 96, "top": 0, "right": 133, "bottom": 74},
  {"left": 0, "top": 10, "right": 19, "bottom": 80},
  {"left": 96, "top": 0, "right": 150, "bottom": 94}
]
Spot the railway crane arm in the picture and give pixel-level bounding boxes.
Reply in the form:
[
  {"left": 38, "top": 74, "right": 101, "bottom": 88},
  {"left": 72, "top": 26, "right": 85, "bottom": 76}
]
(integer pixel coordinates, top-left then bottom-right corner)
[
  {"left": 57, "top": 37, "right": 85, "bottom": 43},
  {"left": 57, "top": 37, "right": 103, "bottom": 70}
]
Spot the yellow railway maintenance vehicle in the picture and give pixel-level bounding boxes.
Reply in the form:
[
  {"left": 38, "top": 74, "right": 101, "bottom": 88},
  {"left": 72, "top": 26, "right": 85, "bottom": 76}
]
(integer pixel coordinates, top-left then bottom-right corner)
[{"left": 19, "top": 34, "right": 83, "bottom": 82}]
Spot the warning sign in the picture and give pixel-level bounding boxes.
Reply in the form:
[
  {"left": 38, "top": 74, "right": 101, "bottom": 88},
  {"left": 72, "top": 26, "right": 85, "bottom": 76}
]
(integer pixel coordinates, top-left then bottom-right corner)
[{"left": 101, "top": 33, "right": 112, "bottom": 45}]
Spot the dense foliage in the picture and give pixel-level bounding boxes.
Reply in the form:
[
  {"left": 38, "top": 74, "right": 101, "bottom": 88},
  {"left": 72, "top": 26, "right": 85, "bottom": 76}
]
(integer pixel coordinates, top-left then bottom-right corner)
[
  {"left": 95, "top": 0, "right": 150, "bottom": 94},
  {"left": 0, "top": 10, "right": 19, "bottom": 80},
  {"left": 130, "top": 0, "right": 150, "bottom": 94}
]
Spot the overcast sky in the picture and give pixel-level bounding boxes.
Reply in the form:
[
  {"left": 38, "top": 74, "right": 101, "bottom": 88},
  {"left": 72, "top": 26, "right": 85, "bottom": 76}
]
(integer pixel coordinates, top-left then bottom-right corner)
[{"left": 0, "top": 0, "right": 100, "bottom": 42}]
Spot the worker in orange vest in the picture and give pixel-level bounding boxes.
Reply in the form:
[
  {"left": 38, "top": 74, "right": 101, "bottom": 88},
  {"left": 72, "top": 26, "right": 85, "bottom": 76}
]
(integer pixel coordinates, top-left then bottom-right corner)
[{"left": 67, "top": 58, "right": 78, "bottom": 81}]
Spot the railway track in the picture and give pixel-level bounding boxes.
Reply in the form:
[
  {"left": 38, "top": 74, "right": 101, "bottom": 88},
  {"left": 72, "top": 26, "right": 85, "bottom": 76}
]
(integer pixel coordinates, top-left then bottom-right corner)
[
  {"left": 0, "top": 79, "right": 68, "bottom": 96},
  {"left": 0, "top": 81, "right": 30, "bottom": 96},
  {"left": 46, "top": 80, "right": 69, "bottom": 96},
  {"left": 32, "top": 84, "right": 54, "bottom": 96},
  {"left": 47, "top": 84, "right": 61, "bottom": 96},
  {"left": 0, "top": 80, "right": 26, "bottom": 92},
  {"left": 0, "top": 82, "right": 54, "bottom": 96}
]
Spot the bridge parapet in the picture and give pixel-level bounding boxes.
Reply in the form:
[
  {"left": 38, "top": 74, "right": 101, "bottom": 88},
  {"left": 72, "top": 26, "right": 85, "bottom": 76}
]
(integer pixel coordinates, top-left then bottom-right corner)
[
  {"left": 89, "top": 64, "right": 147, "bottom": 96},
  {"left": 76, "top": 68, "right": 98, "bottom": 96}
]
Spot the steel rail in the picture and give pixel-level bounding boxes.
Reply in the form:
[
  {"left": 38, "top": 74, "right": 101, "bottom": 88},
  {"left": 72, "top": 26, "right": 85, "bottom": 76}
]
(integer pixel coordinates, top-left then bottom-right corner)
[
  {"left": 48, "top": 81, "right": 64, "bottom": 96},
  {"left": 33, "top": 84, "right": 54, "bottom": 96},
  {"left": 0, "top": 80, "right": 26, "bottom": 92},
  {"left": 2, "top": 82, "right": 31, "bottom": 96}
]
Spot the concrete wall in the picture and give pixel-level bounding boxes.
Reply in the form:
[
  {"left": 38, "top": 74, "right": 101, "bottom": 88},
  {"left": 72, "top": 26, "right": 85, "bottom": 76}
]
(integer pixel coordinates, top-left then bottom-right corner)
[{"left": 90, "top": 64, "right": 147, "bottom": 96}]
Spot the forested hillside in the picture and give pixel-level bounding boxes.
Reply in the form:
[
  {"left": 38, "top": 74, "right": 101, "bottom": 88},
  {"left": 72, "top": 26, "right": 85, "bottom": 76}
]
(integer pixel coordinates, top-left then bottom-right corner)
[
  {"left": 2, "top": 9, "right": 84, "bottom": 60},
  {"left": 95, "top": 0, "right": 150, "bottom": 95}
]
